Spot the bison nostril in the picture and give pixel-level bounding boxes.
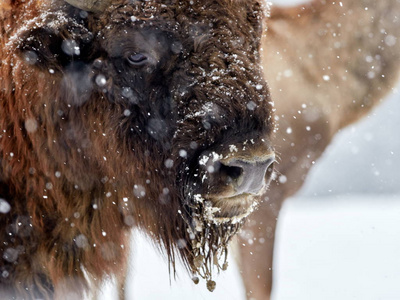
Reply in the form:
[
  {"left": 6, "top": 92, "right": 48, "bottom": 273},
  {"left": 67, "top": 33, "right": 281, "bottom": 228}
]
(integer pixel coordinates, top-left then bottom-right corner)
[
  {"left": 219, "top": 163, "right": 243, "bottom": 182},
  {"left": 222, "top": 156, "right": 275, "bottom": 195}
]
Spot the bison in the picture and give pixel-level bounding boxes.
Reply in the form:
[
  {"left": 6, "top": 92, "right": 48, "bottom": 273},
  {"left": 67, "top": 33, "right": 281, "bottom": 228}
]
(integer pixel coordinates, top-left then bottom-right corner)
[{"left": 0, "top": 0, "right": 275, "bottom": 298}]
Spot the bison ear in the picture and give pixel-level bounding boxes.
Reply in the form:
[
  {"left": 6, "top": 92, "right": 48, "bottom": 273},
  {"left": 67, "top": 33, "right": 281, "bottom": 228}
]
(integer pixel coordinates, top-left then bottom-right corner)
[{"left": 16, "top": 24, "right": 93, "bottom": 73}]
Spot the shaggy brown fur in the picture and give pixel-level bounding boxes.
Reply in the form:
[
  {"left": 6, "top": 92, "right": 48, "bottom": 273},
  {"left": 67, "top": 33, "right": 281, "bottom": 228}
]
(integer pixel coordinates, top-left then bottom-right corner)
[{"left": 0, "top": 0, "right": 274, "bottom": 298}]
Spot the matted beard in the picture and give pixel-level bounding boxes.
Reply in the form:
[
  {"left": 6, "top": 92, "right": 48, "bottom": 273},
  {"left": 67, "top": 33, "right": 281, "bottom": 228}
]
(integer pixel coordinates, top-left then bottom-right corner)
[{"left": 181, "top": 194, "right": 258, "bottom": 291}]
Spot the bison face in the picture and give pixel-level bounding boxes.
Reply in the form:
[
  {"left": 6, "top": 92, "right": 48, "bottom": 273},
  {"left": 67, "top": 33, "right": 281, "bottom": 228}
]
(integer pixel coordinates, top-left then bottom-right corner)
[{"left": 11, "top": 0, "right": 274, "bottom": 288}]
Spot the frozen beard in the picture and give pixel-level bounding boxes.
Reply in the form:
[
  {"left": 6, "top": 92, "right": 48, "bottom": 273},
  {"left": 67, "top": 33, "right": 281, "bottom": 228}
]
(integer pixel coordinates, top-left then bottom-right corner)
[{"left": 181, "top": 193, "right": 258, "bottom": 291}]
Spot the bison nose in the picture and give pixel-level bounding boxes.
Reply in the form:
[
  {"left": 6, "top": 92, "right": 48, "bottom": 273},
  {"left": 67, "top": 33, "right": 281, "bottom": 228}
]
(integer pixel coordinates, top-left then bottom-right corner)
[{"left": 219, "top": 155, "right": 275, "bottom": 195}]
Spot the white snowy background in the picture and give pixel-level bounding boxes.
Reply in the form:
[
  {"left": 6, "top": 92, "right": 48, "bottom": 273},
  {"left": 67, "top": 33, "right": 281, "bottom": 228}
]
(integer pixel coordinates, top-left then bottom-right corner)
[{"left": 98, "top": 0, "right": 400, "bottom": 299}]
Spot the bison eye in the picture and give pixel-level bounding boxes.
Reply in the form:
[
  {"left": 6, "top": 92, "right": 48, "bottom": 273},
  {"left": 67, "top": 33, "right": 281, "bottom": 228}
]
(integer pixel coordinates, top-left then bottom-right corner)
[{"left": 127, "top": 53, "right": 148, "bottom": 66}]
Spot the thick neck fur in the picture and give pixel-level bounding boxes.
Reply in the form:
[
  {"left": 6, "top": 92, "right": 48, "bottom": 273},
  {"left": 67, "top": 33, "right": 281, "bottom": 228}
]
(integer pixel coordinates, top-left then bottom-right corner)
[{"left": 264, "top": 0, "right": 400, "bottom": 134}]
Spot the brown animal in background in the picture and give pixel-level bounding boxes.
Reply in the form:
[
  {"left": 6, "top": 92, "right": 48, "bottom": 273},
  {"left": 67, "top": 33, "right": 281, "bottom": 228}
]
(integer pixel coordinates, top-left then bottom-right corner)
[
  {"left": 0, "top": 0, "right": 275, "bottom": 298},
  {"left": 238, "top": 0, "right": 400, "bottom": 299}
]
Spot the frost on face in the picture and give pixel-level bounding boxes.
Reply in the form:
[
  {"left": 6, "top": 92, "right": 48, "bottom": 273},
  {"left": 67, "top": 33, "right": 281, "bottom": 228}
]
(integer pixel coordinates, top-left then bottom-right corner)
[
  {"left": 180, "top": 102, "right": 220, "bottom": 129},
  {"left": 198, "top": 151, "right": 224, "bottom": 177},
  {"left": 229, "top": 145, "right": 238, "bottom": 153},
  {"left": 199, "top": 151, "right": 222, "bottom": 167}
]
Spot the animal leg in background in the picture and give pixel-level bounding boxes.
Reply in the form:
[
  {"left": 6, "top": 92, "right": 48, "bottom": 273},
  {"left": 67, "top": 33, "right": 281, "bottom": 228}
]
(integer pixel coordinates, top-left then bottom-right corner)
[{"left": 239, "top": 0, "right": 400, "bottom": 299}]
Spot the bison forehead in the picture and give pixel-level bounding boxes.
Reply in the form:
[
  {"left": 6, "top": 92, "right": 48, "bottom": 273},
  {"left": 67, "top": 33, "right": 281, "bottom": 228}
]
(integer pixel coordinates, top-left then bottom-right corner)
[
  {"left": 98, "top": 0, "right": 267, "bottom": 44},
  {"left": 93, "top": 1, "right": 272, "bottom": 116}
]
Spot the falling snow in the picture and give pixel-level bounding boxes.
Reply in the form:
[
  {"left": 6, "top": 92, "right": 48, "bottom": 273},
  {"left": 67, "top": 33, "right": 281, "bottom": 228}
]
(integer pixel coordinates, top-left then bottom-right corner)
[
  {"left": 2, "top": 0, "right": 400, "bottom": 299},
  {"left": 0, "top": 199, "right": 11, "bottom": 214}
]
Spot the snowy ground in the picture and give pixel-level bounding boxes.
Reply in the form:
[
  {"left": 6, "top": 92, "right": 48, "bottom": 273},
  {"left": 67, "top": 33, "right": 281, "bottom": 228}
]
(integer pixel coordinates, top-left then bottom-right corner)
[
  {"left": 99, "top": 0, "right": 400, "bottom": 298},
  {"left": 98, "top": 195, "right": 400, "bottom": 300},
  {"left": 273, "top": 195, "right": 400, "bottom": 300}
]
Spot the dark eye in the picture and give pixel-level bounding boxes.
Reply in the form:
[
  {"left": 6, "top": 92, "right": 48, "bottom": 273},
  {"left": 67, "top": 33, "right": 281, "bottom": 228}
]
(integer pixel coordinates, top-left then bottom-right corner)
[{"left": 127, "top": 53, "right": 148, "bottom": 66}]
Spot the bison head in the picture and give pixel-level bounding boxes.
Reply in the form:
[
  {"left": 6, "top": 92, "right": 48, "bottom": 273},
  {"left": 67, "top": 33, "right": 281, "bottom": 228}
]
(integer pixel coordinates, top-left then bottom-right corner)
[{"left": 4, "top": 0, "right": 274, "bottom": 290}]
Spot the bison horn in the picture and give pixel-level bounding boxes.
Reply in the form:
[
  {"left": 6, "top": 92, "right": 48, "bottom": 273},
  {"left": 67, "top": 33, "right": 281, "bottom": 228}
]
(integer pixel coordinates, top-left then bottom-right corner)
[{"left": 64, "top": 0, "right": 113, "bottom": 13}]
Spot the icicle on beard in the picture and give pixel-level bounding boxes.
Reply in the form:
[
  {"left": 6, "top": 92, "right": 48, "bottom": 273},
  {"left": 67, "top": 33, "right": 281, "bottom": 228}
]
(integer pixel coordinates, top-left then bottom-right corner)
[{"left": 181, "top": 195, "right": 255, "bottom": 292}]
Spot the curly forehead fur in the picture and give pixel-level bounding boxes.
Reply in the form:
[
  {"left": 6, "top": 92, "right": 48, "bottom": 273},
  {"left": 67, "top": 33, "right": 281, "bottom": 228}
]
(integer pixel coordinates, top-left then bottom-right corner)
[{"left": 0, "top": 0, "right": 273, "bottom": 298}]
